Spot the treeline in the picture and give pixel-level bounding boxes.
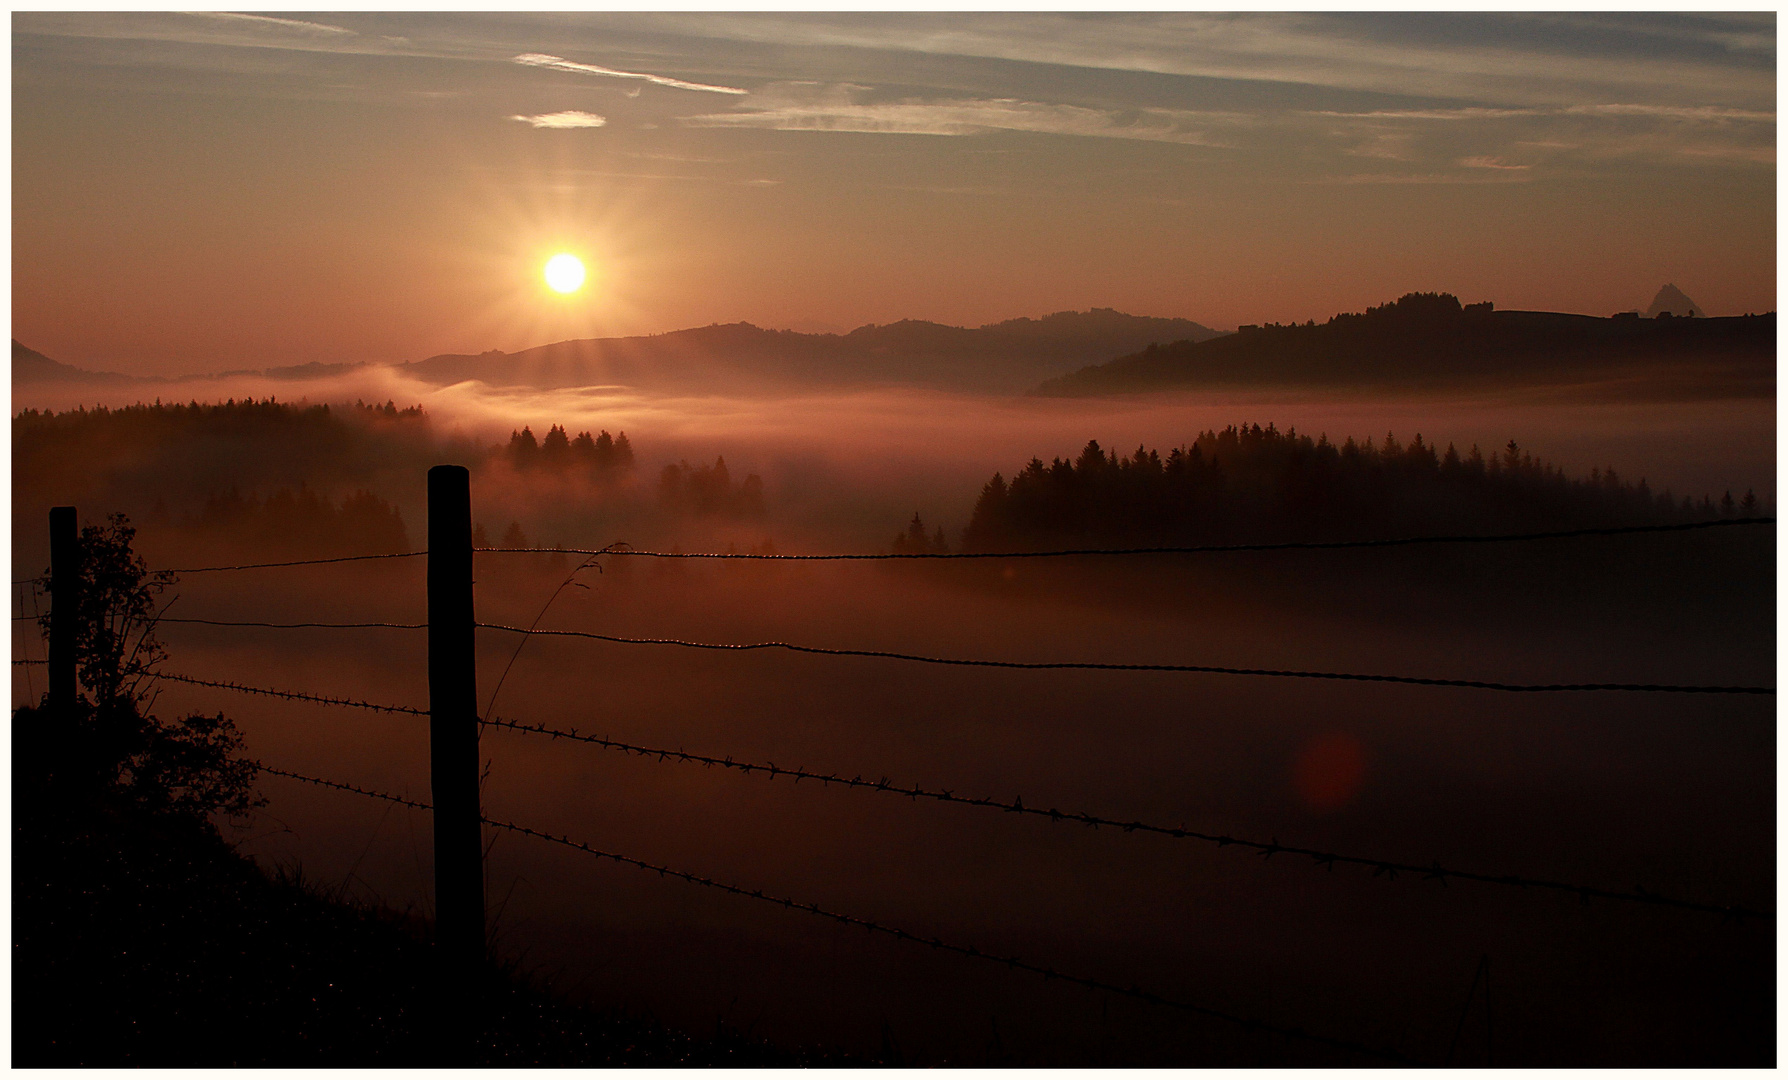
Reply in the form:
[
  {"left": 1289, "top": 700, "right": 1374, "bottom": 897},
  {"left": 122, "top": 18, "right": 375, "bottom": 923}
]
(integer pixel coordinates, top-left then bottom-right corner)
[
  {"left": 659, "top": 457, "right": 764, "bottom": 518},
  {"left": 189, "top": 486, "right": 410, "bottom": 558},
  {"left": 957, "top": 423, "right": 1758, "bottom": 551},
  {"left": 13, "top": 398, "right": 438, "bottom": 520},
  {"left": 14, "top": 397, "right": 425, "bottom": 441},
  {"left": 503, "top": 425, "right": 634, "bottom": 473}
]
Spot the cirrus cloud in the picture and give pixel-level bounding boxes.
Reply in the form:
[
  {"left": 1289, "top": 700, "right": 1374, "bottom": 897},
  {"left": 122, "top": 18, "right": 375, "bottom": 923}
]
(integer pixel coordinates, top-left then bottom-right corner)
[
  {"left": 511, "top": 110, "right": 608, "bottom": 129},
  {"left": 512, "top": 53, "right": 746, "bottom": 95},
  {"left": 680, "top": 82, "right": 1231, "bottom": 145}
]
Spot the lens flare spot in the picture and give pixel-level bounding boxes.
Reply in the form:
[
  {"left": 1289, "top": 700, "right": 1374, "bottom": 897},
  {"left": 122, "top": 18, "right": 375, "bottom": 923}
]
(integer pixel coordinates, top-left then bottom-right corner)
[
  {"left": 544, "top": 253, "right": 586, "bottom": 293},
  {"left": 1293, "top": 732, "right": 1367, "bottom": 812}
]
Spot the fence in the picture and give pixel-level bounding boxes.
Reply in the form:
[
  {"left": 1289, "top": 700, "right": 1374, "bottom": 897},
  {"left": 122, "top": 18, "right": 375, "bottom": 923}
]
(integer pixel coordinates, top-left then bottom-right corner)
[{"left": 14, "top": 468, "right": 1776, "bottom": 1064}]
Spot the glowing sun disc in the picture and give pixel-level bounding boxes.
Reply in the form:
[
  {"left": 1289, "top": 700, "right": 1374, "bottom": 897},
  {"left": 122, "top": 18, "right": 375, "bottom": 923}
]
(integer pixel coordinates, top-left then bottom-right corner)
[{"left": 544, "top": 253, "right": 586, "bottom": 293}]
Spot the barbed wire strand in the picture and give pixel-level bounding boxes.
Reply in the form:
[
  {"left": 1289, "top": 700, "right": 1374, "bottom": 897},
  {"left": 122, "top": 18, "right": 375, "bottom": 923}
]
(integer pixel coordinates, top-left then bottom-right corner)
[
  {"left": 7, "top": 659, "right": 1760, "bottom": 920},
  {"left": 157, "top": 617, "right": 429, "bottom": 630},
  {"left": 33, "top": 612, "right": 1758, "bottom": 695},
  {"left": 476, "top": 517, "right": 1774, "bottom": 561},
  {"left": 8, "top": 516, "right": 1776, "bottom": 585},
  {"left": 257, "top": 762, "right": 1421, "bottom": 1064},
  {"left": 145, "top": 670, "right": 427, "bottom": 715},
  {"left": 47, "top": 616, "right": 1778, "bottom": 694},
  {"left": 162, "top": 551, "right": 427, "bottom": 575},
  {"left": 10, "top": 517, "right": 1772, "bottom": 585},
  {"left": 480, "top": 716, "right": 1768, "bottom": 921},
  {"left": 474, "top": 624, "right": 1773, "bottom": 696}
]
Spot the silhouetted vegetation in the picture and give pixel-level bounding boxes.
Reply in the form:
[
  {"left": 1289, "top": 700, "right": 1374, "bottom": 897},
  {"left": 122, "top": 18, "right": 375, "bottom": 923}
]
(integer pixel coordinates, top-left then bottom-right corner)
[
  {"left": 891, "top": 513, "right": 950, "bottom": 554},
  {"left": 20, "top": 514, "right": 260, "bottom": 829},
  {"left": 194, "top": 486, "right": 411, "bottom": 559},
  {"left": 659, "top": 456, "right": 765, "bottom": 518},
  {"left": 12, "top": 399, "right": 441, "bottom": 540},
  {"left": 961, "top": 424, "right": 1745, "bottom": 552},
  {"left": 505, "top": 424, "right": 634, "bottom": 474}
]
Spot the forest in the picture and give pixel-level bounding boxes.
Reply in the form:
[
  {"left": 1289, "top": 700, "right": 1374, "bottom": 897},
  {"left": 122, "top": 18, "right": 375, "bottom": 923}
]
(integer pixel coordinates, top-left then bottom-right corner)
[
  {"left": 957, "top": 422, "right": 1755, "bottom": 552},
  {"left": 502, "top": 425, "right": 635, "bottom": 474}
]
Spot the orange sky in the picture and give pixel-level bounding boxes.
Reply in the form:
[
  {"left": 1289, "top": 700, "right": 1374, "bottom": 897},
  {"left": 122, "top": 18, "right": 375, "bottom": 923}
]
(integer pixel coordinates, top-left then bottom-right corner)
[{"left": 12, "top": 12, "right": 1777, "bottom": 376}]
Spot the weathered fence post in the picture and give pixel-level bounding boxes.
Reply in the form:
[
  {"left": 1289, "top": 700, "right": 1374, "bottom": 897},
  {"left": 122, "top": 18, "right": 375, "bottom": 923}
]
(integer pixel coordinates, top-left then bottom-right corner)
[
  {"left": 48, "top": 506, "right": 78, "bottom": 717},
  {"left": 428, "top": 466, "right": 485, "bottom": 976}
]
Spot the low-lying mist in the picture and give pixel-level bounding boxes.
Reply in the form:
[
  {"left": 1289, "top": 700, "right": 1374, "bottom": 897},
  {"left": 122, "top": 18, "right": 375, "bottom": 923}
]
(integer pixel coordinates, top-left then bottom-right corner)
[
  {"left": 12, "top": 369, "right": 1775, "bottom": 565},
  {"left": 10, "top": 370, "right": 1775, "bottom": 1064}
]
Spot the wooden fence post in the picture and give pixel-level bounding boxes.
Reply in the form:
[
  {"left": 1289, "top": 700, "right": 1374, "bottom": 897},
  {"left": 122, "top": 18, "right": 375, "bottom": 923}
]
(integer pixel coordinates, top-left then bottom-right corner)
[
  {"left": 428, "top": 466, "right": 485, "bottom": 974},
  {"left": 48, "top": 506, "right": 78, "bottom": 717}
]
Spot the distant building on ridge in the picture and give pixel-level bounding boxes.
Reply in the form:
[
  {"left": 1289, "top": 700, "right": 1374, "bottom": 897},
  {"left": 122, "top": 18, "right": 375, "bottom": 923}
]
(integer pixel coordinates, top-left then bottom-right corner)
[{"left": 1645, "top": 284, "right": 1705, "bottom": 319}]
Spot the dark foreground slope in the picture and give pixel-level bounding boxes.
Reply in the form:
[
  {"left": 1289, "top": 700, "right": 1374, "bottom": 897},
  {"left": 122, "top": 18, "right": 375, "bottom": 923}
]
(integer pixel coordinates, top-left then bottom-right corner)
[
  {"left": 1037, "top": 293, "right": 1773, "bottom": 399},
  {"left": 11, "top": 706, "right": 863, "bottom": 1067}
]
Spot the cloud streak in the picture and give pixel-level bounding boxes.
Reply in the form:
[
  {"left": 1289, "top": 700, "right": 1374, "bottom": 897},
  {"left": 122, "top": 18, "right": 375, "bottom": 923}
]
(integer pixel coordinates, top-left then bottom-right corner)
[
  {"left": 511, "top": 110, "right": 608, "bottom": 129},
  {"left": 681, "top": 83, "right": 1227, "bottom": 145},
  {"left": 512, "top": 53, "right": 747, "bottom": 95},
  {"left": 180, "top": 12, "right": 355, "bottom": 37},
  {"left": 629, "top": 12, "right": 1775, "bottom": 112}
]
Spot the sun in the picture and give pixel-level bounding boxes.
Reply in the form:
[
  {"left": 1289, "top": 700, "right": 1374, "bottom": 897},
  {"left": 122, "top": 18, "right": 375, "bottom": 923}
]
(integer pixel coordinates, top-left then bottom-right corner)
[{"left": 543, "top": 252, "right": 586, "bottom": 294}]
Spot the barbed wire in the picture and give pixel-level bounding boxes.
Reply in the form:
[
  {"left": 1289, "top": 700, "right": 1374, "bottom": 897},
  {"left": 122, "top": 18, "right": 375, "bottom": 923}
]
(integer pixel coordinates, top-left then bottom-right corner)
[
  {"left": 260, "top": 762, "right": 1419, "bottom": 1064},
  {"left": 476, "top": 517, "right": 1774, "bottom": 562},
  {"left": 11, "top": 660, "right": 1766, "bottom": 919},
  {"left": 7, "top": 516, "right": 1773, "bottom": 586},
  {"left": 13, "top": 516, "right": 1771, "bottom": 585},
  {"left": 146, "top": 670, "right": 427, "bottom": 714},
  {"left": 480, "top": 716, "right": 1770, "bottom": 921},
  {"left": 161, "top": 551, "right": 427, "bottom": 575},
  {"left": 256, "top": 762, "right": 434, "bottom": 812},
  {"left": 157, "top": 617, "right": 428, "bottom": 630},
  {"left": 13, "top": 551, "right": 425, "bottom": 584},
  {"left": 474, "top": 624, "right": 1773, "bottom": 696}
]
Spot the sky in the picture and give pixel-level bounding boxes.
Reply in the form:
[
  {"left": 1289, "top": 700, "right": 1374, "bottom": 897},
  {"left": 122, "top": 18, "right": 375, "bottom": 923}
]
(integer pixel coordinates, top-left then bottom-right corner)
[{"left": 11, "top": 11, "right": 1778, "bottom": 376}]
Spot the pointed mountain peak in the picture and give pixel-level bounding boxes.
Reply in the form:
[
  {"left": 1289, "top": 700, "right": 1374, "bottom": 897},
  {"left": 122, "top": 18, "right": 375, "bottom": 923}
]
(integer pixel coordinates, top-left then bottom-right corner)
[{"left": 1646, "top": 283, "right": 1704, "bottom": 319}]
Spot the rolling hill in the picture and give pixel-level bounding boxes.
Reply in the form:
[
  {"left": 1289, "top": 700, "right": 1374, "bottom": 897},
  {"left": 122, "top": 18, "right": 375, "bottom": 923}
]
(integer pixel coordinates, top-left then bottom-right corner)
[
  {"left": 1034, "top": 293, "right": 1774, "bottom": 399},
  {"left": 400, "top": 309, "right": 1225, "bottom": 394}
]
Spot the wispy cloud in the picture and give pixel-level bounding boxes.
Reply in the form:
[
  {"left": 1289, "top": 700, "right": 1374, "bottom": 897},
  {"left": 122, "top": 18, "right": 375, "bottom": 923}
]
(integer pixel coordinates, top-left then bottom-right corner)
[
  {"left": 1313, "top": 107, "right": 1544, "bottom": 121},
  {"left": 511, "top": 110, "right": 607, "bottom": 129},
  {"left": 1311, "top": 171, "right": 1534, "bottom": 185},
  {"left": 630, "top": 12, "right": 1775, "bottom": 112},
  {"left": 180, "top": 12, "right": 355, "bottom": 37},
  {"left": 16, "top": 11, "right": 400, "bottom": 57},
  {"left": 1458, "top": 156, "right": 1531, "bottom": 170},
  {"left": 681, "top": 82, "right": 1227, "bottom": 145},
  {"left": 1566, "top": 103, "right": 1775, "bottom": 123},
  {"left": 1314, "top": 103, "right": 1773, "bottom": 124},
  {"left": 512, "top": 53, "right": 746, "bottom": 95}
]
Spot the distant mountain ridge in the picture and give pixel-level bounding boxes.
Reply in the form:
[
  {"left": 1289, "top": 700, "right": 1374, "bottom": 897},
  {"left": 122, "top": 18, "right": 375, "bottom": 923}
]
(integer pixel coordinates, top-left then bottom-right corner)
[
  {"left": 12, "top": 340, "right": 135, "bottom": 384},
  {"left": 401, "top": 309, "right": 1226, "bottom": 394},
  {"left": 1035, "top": 293, "right": 1774, "bottom": 399},
  {"left": 12, "top": 340, "right": 365, "bottom": 387}
]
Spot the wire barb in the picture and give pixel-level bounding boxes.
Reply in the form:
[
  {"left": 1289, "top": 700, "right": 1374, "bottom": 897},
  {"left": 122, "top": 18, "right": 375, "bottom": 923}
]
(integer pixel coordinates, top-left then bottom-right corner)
[{"left": 147, "top": 670, "right": 427, "bottom": 714}]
